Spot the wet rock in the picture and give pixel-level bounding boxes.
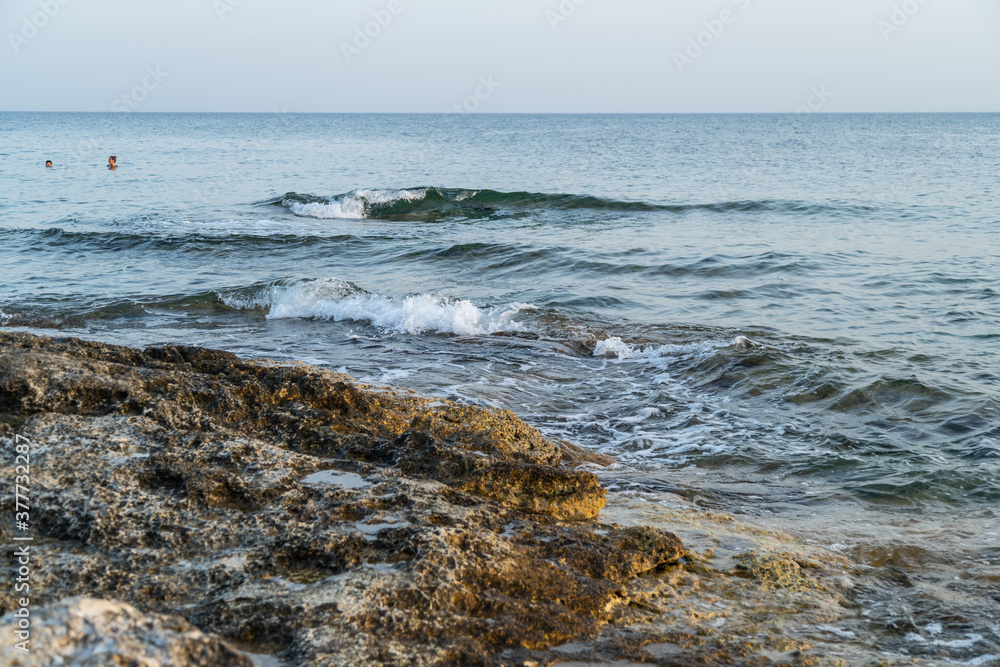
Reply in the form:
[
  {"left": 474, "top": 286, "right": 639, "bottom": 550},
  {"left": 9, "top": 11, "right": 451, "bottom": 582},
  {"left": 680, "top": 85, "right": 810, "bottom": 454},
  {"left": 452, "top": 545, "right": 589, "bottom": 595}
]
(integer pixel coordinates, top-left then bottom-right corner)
[
  {"left": 0, "top": 597, "right": 252, "bottom": 666},
  {"left": 732, "top": 552, "right": 813, "bottom": 591},
  {"left": 0, "top": 333, "right": 690, "bottom": 666}
]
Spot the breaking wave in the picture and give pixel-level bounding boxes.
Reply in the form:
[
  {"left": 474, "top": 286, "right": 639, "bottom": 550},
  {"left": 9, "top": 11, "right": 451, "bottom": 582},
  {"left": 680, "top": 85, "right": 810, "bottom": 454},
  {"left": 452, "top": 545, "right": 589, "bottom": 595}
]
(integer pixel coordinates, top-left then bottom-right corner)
[
  {"left": 282, "top": 189, "right": 428, "bottom": 219},
  {"left": 266, "top": 188, "right": 873, "bottom": 221},
  {"left": 220, "top": 278, "right": 536, "bottom": 336}
]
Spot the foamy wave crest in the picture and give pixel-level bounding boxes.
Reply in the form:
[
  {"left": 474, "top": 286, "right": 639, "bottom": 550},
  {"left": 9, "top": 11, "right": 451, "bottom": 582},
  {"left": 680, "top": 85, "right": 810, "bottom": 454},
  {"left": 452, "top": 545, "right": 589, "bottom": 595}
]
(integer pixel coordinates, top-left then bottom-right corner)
[
  {"left": 289, "top": 189, "right": 427, "bottom": 219},
  {"left": 593, "top": 336, "right": 725, "bottom": 361},
  {"left": 223, "top": 279, "right": 536, "bottom": 336}
]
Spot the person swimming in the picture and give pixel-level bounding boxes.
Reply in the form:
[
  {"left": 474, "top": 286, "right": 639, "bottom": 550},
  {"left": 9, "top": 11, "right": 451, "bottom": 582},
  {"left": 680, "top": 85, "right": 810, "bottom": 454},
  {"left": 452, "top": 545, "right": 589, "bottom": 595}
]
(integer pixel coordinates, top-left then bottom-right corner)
[
  {"left": 45, "top": 160, "right": 53, "bottom": 168},
  {"left": 108, "top": 155, "right": 118, "bottom": 170}
]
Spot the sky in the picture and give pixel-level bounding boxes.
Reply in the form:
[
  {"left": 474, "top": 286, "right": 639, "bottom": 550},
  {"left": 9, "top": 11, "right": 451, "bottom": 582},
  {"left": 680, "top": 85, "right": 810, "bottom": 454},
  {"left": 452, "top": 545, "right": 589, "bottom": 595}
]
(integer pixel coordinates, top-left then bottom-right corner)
[{"left": 1, "top": 0, "right": 998, "bottom": 113}]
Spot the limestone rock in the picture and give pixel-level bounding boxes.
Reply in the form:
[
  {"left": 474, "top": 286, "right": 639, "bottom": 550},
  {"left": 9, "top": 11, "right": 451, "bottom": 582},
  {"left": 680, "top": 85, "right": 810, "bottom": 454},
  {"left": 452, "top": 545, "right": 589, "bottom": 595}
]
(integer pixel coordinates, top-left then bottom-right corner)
[
  {"left": 0, "top": 333, "right": 689, "bottom": 665},
  {"left": 0, "top": 597, "right": 252, "bottom": 666}
]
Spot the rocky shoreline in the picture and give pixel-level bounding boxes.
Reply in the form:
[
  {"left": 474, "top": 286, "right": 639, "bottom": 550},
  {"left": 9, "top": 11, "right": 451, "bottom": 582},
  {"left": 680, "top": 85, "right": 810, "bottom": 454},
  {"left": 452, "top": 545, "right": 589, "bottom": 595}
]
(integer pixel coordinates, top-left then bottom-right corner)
[{"left": 0, "top": 333, "right": 970, "bottom": 666}]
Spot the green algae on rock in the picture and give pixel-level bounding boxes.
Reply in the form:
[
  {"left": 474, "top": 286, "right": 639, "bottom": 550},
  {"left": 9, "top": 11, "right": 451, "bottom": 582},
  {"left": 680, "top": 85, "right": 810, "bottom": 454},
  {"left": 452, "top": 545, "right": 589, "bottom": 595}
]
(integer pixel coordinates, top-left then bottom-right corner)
[
  {"left": 0, "top": 333, "right": 690, "bottom": 665},
  {"left": 0, "top": 332, "right": 604, "bottom": 521}
]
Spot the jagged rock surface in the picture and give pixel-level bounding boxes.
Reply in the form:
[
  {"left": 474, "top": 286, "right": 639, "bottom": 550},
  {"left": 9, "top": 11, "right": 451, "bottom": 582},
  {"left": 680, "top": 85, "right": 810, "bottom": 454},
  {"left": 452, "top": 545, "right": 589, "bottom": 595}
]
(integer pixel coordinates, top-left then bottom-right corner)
[
  {"left": 0, "top": 597, "right": 253, "bottom": 666},
  {"left": 0, "top": 333, "right": 690, "bottom": 666}
]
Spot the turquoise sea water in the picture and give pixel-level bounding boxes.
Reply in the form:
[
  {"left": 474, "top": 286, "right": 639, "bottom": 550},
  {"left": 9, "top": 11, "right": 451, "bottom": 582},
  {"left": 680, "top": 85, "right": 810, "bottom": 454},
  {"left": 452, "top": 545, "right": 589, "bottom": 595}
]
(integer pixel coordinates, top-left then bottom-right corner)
[{"left": 2, "top": 113, "right": 998, "bottom": 660}]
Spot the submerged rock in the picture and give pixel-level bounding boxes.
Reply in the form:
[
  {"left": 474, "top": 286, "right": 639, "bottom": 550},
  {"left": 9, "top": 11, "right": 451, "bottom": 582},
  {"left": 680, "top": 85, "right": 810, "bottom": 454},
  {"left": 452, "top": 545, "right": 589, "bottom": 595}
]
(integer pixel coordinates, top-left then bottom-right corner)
[
  {"left": 732, "top": 552, "right": 812, "bottom": 591},
  {"left": 0, "top": 333, "right": 689, "bottom": 665}
]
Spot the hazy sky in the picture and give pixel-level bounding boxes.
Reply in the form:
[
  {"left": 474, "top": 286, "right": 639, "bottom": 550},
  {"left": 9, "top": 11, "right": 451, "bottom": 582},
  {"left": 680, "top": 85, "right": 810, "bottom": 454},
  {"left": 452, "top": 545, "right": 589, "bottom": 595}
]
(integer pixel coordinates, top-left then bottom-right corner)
[{"left": 1, "top": 0, "right": 998, "bottom": 113}]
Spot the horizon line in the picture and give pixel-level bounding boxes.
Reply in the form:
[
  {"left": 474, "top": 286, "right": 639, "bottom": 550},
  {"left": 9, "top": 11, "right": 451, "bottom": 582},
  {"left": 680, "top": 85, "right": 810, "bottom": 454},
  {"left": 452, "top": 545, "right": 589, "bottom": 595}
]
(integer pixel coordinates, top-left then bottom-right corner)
[{"left": 3, "top": 110, "right": 1000, "bottom": 116}]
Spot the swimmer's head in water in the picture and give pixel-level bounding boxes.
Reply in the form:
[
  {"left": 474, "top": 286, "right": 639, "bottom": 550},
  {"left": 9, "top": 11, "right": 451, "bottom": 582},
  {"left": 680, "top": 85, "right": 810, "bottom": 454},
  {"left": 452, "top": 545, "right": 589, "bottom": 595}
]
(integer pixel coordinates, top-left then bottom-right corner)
[
  {"left": 108, "top": 156, "right": 118, "bottom": 169},
  {"left": 45, "top": 160, "right": 53, "bottom": 167}
]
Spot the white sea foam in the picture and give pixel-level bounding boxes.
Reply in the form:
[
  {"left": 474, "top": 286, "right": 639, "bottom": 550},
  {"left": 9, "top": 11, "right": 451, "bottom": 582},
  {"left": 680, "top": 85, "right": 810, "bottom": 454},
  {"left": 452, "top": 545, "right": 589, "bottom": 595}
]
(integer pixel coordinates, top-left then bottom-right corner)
[
  {"left": 223, "top": 278, "right": 535, "bottom": 336},
  {"left": 959, "top": 656, "right": 1000, "bottom": 667},
  {"left": 817, "top": 625, "right": 857, "bottom": 639},
  {"left": 289, "top": 189, "right": 427, "bottom": 219},
  {"left": 934, "top": 634, "right": 984, "bottom": 649},
  {"left": 271, "top": 291, "right": 533, "bottom": 336},
  {"left": 592, "top": 334, "right": 775, "bottom": 363},
  {"left": 593, "top": 336, "right": 725, "bottom": 361},
  {"left": 731, "top": 335, "right": 780, "bottom": 350},
  {"left": 617, "top": 407, "right": 662, "bottom": 424},
  {"left": 905, "top": 632, "right": 984, "bottom": 649}
]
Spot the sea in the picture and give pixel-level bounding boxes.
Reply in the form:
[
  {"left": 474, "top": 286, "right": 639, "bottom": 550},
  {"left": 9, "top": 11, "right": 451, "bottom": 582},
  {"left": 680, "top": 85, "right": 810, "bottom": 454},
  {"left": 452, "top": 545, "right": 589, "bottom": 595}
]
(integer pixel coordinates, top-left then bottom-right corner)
[{"left": 1, "top": 112, "right": 998, "bottom": 663}]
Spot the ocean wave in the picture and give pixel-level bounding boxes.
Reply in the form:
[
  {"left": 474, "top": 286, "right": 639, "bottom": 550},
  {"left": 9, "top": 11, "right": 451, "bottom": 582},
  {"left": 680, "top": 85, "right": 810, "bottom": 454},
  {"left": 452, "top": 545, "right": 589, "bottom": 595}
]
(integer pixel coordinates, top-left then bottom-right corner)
[
  {"left": 220, "top": 278, "right": 536, "bottom": 336},
  {"left": 830, "top": 377, "right": 954, "bottom": 413},
  {"left": 267, "top": 187, "right": 871, "bottom": 221},
  {"left": 4, "top": 226, "right": 377, "bottom": 254},
  {"left": 284, "top": 189, "right": 429, "bottom": 219}
]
